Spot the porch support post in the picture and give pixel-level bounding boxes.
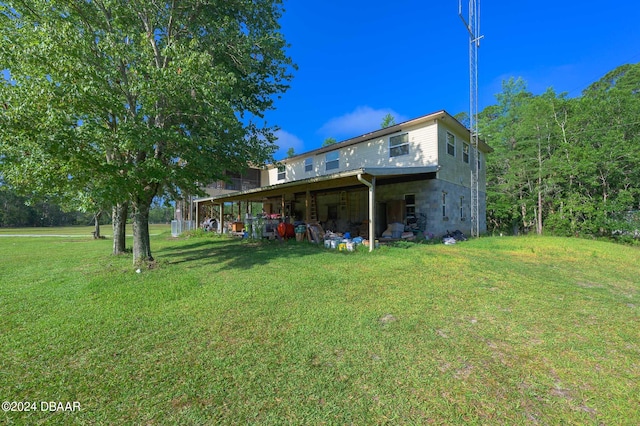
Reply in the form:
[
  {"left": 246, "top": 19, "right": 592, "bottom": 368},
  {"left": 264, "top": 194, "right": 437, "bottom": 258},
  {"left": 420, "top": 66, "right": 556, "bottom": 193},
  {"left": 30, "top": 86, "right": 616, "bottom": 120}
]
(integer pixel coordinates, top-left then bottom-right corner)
[
  {"left": 195, "top": 201, "right": 199, "bottom": 229},
  {"left": 281, "top": 195, "right": 285, "bottom": 218},
  {"left": 357, "top": 173, "right": 376, "bottom": 252},
  {"left": 305, "top": 190, "right": 311, "bottom": 223},
  {"left": 219, "top": 202, "right": 223, "bottom": 233}
]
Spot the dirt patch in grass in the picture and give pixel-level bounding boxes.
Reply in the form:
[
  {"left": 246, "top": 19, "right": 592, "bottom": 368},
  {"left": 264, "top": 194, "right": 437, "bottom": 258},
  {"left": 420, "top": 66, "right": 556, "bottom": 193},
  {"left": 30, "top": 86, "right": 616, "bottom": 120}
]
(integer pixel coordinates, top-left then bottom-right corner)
[
  {"left": 576, "top": 281, "right": 603, "bottom": 289},
  {"left": 379, "top": 313, "right": 397, "bottom": 325}
]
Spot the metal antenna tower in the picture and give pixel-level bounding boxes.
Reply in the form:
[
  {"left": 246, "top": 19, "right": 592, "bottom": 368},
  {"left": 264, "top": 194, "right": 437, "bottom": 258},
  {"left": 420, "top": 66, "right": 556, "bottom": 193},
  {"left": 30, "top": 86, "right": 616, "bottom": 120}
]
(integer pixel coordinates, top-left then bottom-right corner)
[{"left": 459, "top": 0, "right": 483, "bottom": 237}]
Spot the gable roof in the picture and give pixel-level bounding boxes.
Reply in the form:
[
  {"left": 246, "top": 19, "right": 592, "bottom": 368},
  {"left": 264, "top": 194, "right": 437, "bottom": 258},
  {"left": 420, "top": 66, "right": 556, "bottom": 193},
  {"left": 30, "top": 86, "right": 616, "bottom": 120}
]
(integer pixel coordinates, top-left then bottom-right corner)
[{"left": 279, "top": 110, "right": 492, "bottom": 165}]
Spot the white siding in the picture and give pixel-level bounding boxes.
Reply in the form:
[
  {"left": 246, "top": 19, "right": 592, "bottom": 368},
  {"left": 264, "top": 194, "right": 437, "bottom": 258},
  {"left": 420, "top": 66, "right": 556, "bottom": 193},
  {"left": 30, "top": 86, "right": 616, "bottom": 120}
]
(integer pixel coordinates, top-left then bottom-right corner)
[
  {"left": 262, "top": 167, "right": 276, "bottom": 185},
  {"left": 435, "top": 122, "right": 487, "bottom": 191},
  {"left": 285, "top": 157, "right": 309, "bottom": 182},
  {"left": 340, "top": 124, "right": 439, "bottom": 169},
  {"left": 262, "top": 121, "right": 441, "bottom": 186}
]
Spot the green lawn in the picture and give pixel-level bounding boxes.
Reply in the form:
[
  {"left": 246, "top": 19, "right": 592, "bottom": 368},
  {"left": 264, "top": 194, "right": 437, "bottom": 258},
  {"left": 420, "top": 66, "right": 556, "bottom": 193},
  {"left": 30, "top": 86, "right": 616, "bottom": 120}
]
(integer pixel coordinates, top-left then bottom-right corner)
[{"left": 1, "top": 231, "right": 638, "bottom": 424}]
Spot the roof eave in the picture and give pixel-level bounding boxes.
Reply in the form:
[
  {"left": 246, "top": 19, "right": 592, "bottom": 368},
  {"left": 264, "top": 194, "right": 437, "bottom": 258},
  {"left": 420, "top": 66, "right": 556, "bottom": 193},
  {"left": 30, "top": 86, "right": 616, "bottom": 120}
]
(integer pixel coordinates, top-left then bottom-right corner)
[{"left": 195, "top": 165, "right": 441, "bottom": 203}]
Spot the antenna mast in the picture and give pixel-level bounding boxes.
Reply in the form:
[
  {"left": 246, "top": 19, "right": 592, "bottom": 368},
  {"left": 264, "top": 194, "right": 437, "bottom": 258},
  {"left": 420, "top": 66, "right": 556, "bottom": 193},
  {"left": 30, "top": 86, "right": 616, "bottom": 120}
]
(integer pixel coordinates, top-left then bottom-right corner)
[{"left": 459, "top": 0, "right": 483, "bottom": 237}]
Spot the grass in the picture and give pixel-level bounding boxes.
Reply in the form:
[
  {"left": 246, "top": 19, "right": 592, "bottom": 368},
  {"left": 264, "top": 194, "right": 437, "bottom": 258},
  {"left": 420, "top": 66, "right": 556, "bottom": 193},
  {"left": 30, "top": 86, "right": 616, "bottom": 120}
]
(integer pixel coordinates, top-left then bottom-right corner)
[{"left": 0, "top": 230, "right": 638, "bottom": 424}]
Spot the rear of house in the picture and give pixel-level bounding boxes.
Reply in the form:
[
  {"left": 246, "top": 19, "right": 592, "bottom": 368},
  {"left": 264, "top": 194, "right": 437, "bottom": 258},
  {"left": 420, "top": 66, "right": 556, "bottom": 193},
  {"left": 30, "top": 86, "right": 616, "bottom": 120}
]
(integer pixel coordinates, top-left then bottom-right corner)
[{"left": 194, "top": 110, "right": 492, "bottom": 241}]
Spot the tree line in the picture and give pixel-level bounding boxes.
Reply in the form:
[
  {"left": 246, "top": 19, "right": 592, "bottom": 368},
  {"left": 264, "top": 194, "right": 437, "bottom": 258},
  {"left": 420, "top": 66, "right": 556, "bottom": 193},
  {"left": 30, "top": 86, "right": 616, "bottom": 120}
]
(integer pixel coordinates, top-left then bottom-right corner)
[
  {"left": 0, "top": 186, "right": 175, "bottom": 228},
  {"left": 0, "top": 186, "right": 89, "bottom": 227},
  {"left": 479, "top": 63, "right": 640, "bottom": 240}
]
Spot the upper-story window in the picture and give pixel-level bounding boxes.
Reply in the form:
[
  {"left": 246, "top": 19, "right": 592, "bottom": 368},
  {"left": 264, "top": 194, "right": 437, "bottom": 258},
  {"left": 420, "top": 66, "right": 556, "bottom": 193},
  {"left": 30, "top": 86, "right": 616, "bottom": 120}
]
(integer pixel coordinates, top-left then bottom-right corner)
[
  {"left": 389, "top": 133, "right": 409, "bottom": 157},
  {"left": 463, "top": 142, "right": 470, "bottom": 163},
  {"left": 325, "top": 151, "right": 339, "bottom": 171},
  {"left": 304, "top": 157, "right": 313, "bottom": 172},
  {"left": 446, "top": 132, "right": 456, "bottom": 157},
  {"left": 277, "top": 165, "right": 286, "bottom": 181}
]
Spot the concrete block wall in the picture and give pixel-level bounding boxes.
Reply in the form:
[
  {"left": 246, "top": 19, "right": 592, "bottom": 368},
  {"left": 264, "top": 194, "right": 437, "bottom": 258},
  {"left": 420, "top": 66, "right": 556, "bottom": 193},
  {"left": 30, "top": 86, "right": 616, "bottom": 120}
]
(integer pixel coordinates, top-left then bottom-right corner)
[{"left": 376, "top": 179, "right": 487, "bottom": 237}]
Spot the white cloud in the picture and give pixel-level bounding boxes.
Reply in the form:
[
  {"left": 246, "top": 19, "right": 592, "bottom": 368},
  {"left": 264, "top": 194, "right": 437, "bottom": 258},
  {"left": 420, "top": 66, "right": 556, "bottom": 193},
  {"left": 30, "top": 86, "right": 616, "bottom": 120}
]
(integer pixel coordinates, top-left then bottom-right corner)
[
  {"left": 318, "top": 106, "right": 408, "bottom": 139},
  {"left": 274, "top": 129, "right": 305, "bottom": 159}
]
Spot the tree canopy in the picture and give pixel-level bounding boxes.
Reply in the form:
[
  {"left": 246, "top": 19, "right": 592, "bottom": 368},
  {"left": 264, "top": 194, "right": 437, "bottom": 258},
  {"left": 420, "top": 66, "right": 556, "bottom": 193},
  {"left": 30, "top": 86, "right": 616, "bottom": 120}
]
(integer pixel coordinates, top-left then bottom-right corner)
[
  {"left": 0, "top": 0, "right": 295, "bottom": 262},
  {"left": 322, "top": 137, "right": 337, "bottom": 147},
  {"left": 480, "top": 64, "right": 640, "bottom": 239},
  {"left": 380, "top": 113, "right": 396, "bottom": 128}
]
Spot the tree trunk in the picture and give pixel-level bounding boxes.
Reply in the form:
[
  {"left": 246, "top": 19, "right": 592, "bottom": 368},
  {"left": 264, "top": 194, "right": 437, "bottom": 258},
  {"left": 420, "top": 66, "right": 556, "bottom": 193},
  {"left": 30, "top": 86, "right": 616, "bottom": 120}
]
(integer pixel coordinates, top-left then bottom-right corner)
[
  {"left": 537, "top": 132, "right": 544, "bottom": 236},
  {"left": 112, "top": 202, "right": 128, "bottom": 255},
  {"left": 93, "top": 210, "right": 102, "bottom": 239},
  {"left": 132, "top": 197, "right": 154, "bottom": 264},
  {"left": 537, "top": 190, "right": 543, "bottom": 235}
]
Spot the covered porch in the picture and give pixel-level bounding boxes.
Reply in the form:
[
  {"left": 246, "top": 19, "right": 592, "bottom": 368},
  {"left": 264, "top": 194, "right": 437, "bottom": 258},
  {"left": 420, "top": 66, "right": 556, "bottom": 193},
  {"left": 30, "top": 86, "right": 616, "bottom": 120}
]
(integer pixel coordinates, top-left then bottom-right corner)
[{"left": 194, "top": 166, "right": 438, "bottom": 251}]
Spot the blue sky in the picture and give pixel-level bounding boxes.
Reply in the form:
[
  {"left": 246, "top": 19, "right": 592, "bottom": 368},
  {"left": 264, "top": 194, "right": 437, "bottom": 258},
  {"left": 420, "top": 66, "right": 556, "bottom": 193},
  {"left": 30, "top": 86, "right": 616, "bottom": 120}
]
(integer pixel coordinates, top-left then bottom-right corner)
[
  {"left": 268, "top": 0, "right": 640, "bottom": 159},
  {"left": 4, "top": 1, "right": 638, "bottom": 161}
]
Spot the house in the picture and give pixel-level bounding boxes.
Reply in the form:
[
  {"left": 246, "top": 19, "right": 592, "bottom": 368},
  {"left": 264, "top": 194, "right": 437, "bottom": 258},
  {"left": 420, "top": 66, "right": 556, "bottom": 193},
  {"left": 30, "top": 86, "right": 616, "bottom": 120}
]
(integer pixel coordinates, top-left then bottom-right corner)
[{"left": 194, "top": 110, "right": 493, "bottom": 245}]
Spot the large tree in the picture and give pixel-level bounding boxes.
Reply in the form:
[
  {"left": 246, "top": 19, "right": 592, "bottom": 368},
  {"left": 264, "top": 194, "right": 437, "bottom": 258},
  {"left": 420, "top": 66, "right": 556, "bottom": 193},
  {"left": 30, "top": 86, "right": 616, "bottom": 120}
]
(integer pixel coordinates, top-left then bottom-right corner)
[
  {"left": 480, "top": 77, "right": 532, "bottom": 234},
  {"left": 0, "top": 0, "right": 294, "bottom": 263}
]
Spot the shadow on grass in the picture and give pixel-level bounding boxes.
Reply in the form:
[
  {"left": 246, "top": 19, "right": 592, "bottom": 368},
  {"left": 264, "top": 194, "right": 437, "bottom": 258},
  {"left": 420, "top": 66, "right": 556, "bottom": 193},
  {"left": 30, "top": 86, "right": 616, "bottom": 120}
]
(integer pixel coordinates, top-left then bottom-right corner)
[{"left": 156, "top": 237, "right": 326, "bottom": 270}]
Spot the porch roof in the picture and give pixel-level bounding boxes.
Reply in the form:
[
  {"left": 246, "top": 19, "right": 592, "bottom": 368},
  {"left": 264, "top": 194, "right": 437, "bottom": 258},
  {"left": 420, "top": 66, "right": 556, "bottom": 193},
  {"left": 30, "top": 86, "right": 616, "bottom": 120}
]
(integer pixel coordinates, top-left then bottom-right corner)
[{"left": 194, "top": 166, "right": 440, "bottom": 204}]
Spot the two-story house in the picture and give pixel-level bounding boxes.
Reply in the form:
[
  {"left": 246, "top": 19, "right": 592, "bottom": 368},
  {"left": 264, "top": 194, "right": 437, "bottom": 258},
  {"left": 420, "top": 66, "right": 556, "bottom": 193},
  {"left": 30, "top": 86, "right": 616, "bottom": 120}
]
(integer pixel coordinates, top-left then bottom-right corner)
[{"left": 194, "top": 110, "right": 492, "bottom": 242}]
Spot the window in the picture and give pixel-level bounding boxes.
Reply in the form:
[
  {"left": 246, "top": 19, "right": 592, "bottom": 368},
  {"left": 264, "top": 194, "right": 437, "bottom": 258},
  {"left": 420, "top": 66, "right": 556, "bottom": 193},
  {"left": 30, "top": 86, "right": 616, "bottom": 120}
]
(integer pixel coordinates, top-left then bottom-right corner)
[
  {"left": 277, "top": 165, "right": 285, "bottom": 181},
  {"left": 389, "top": 133, "right": 409, "bottom": 157},
  {"left": 442, "top": 192, "right": 447, "bottom": 217},
  {"left": 405, "top": 194, "right": 416, "bottom": 218},
  {"left": 446, "top": 132, "right": 456, "bottom": 157},
  {"left": 304, "top": 157, "right": 313, "bottom": 172},
  {"left": 460, "top": 196, "right": 466, "bottom": 219},
  {"left": 463, "top": 143, "right": 470, "bottom": 163},
  {"left": 326, "top": 151, "right": 339, "bottom": 171}
]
